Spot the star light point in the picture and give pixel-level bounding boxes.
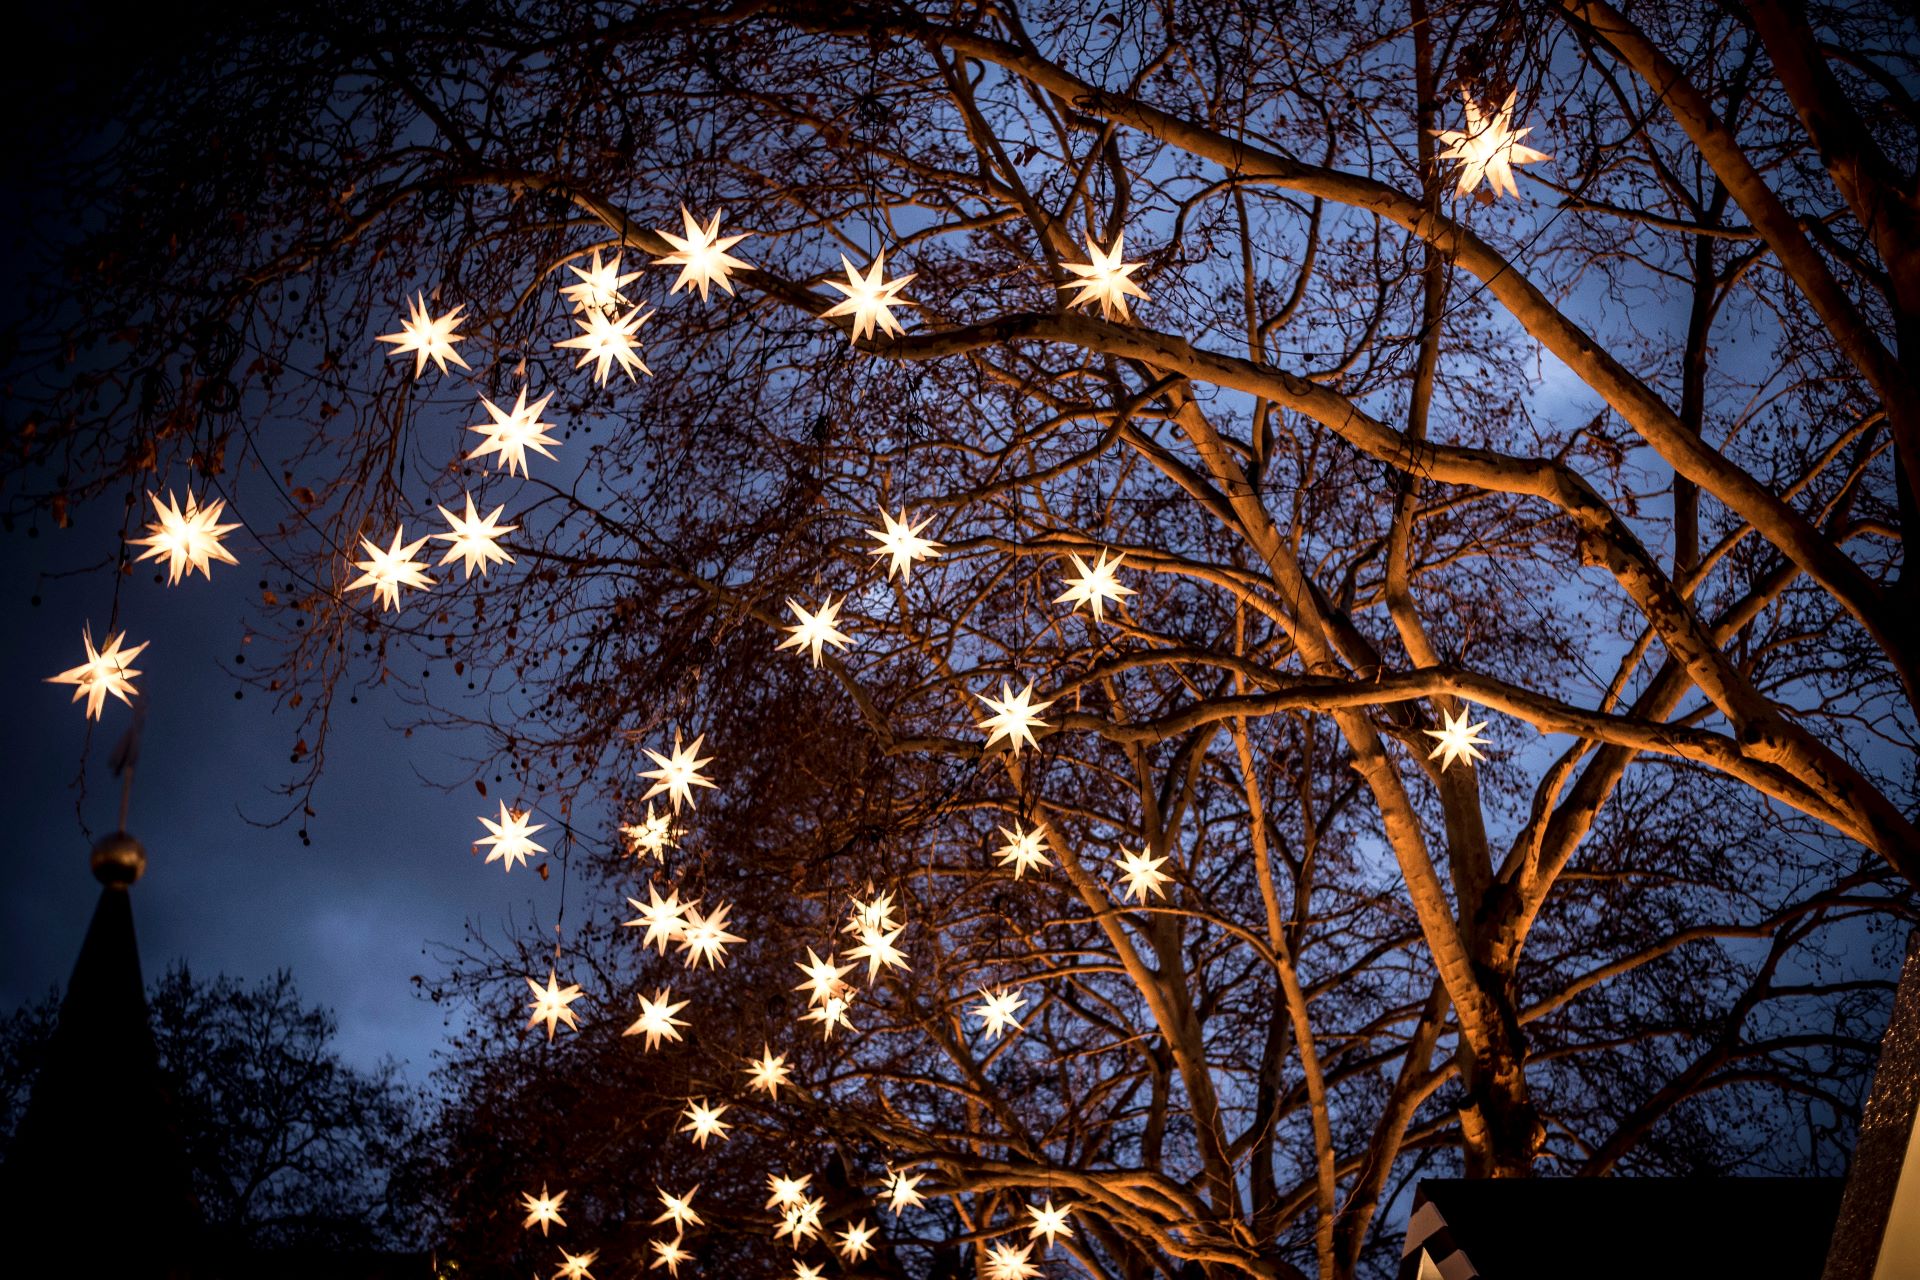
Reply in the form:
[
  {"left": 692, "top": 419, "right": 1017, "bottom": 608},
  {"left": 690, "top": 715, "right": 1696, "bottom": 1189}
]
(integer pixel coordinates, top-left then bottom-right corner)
[
  {"left": 131, "top": 490, "right": 241, "bottom": 585},
  {"left": 1435, "top": 89, "right": 1551, "bottom": 200},
  {"left": 1423, "top": 706, "right": 1491, "bottom": 771},
  {"left": 746, "top": 1045, "right": 794, "bottom": 1098},
  {"left": 476, "top": 801, "right": 547, "bottom": 872},
  {"left": 1060, "top": 234, "right": 1149, "bottom": 322},
  {"left": 680, "top": 1097, "right": 732, "bottom": 1146},
  {"left": 677, "top": 900, "right": 745, "bottom": 969},
  {"left": 1116, "top": 845, "right": 1172, "bottom": 903},
  {"left": 433, "top": 493, "right": 517, "bottom": 578},
  {"left": 1027, "top": 1198, "right": 1074, "bottom": 1246},
  {"left": 777, "top": 595, "right": 855, "bottom": 667},
  {"left": 622, "top": 986, "right": 690, "bottom": 1050},
  {"left": 1055, "top": 549, "right": 1135, "bottom": 623},
  {"left": 561, "top": 247, "right": 641, "bottom": 314},
  {"left": 46, "top": 626, "right": 148, "bottom": 720},
  {"left": 525, "top": 969, "right": 585, "bottom": 1040},
  {"left": 971, "top": 986, "right": 1026, "bottom": 1041},
  {"left": 822, "top": 252, "right": 916, "bottom": 344},
  {"left": 557, "top": 1248, "right": 600, "bottom": 1280},
  {"left": 640, "top": 731, "right": 717, "bottom": 812},
  {"left": 994, "top": 822, "right": 1052, "bottom": 879},
  {"left": 467, "top": 386, "right": 561, "bottom": 477},
  {"left": 866, "top": 507, "right": 943, "bottom": 581},
  {"left": 983, "top": 1239, "right": 1041, "bottom": 1280},
  {"left": 621, "top": 803, "right": 679, "bottom": 860},
  {"left": 520, "top": 1184, "right": 568, "bottom": 1235},
  {"left": 884, "top": 1169, "right": 926, "bottom": 1214},
  {"left": 976, "top": 680, "right": 1054, "bottom": 755},
  {"left": 346, "top": 526, "right": 435, "bottom": 611},
  {"left": 653, "top": 1185, "right": 704, "bottom": 1231},
  {"left": 655, "top": 206, "right": 752, "bottom": 301},
  {"left": 836, "top": 1219, "right": 878, "bottom": 1263},
  {"left": 377, "top": 291, "right": 470, "bottom": 377},
  {"left": 624, "top": 883, "right": 696, "bottom": 954},
  {"left": 556, "top": 304, "right": 653, "bottom": 384},
  {"left": 648, "top": 1236, "right": 690, "bottom": 1276}
]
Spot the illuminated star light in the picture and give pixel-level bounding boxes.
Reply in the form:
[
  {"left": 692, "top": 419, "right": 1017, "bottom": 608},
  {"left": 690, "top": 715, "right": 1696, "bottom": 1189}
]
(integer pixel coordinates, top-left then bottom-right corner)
[
  {"left": 624, "top": 883, "right": 696, "bottom": 953},
  {"left": 561, "top": 247, "right": 642, "bottom": 313},
  {"left": 848, "top": 923, "right": 909, "bottom": 984},
  {"left": 640, "top": 731, "right": 717, "bottom": 812},
  {"left": 866, "top": 507, "right": 943, "bottom": 582},
  {"left": 994, "top": 822, "right": 1051, "bottom": 879},
  {"left": 677, "top": 900, "right": 745, "bottom": 969},
  {"left": 1027, "top": 1198, "right": 1074, "bottom": 1246},
  {"left": 649, "top": 1237, "right": 691, "bottom": 1276},
  {"left": 476, "top": 801, "right": 547, "bottom": 872},
  {"left": 822, "top": 252, "right": 916, "bottom": 344},
  {"left": 983, "top": 1240, "right": 1041, "bottom": 1280},
  {"left": 520, "top": 1184, "right": 568, "bottom": 1235},
  {"left": 621, "top": 803, "right": 679, "bottom": 860},
  {"left": 556, "top": 304, "right": 653, "bottom": 384},
  {"left": 132, "top": 490, "right": 241, "bottom": 585},
  {"left": 654, "top": 1185, "right": 704, "bottom": 1231},
  {"left": 836, "top": 1219, "right": 878, "bottom": 1263},
  {"left": 466, "top": 386, "right": 561, "bottom": 478},
  {"left": 1435, "top": 88, "right": 1551, "bottom": 200},
  {"left": 766, "top": 1173, "right": 812, "bottom": 1211},
  {"left": 526, "top": 969, "right": 585, "bottom": 1041},
  {"left": 46, "top": 626, "right": 148, "bottom": 721},
  {"left": 976, "top": 680, "right": 1054, "bottom": 755},
  {"left": 844, "top": 890, "right": 902, "bottom": 937},
  {"left": 680, "top": 1098, "right": 732, "bottom": 1147},
  {"left": 802, "top": 992, "right": 857, "bottom": 1040},
  {"left": 794, "top": 947, "right": 856, "bottom": 1007},
  {"left": 556, "top": 1248, "right": 600, "bottom": 1280},
  {"left": 746, "top": 1045, "right": 794, "bottom": 1098},
  {"left": 1116, "top": 845, "right": 1172, "bottom": 903},
  {"left": 776, "top": 1196, "right": 826, "bottom": 1246},
  {"left": 622, "top": 986, "right": 690, "bottom": 1051},
  {"left": 971, "top": 986, "right": 1026, "bottom": 1041},
  {"left": 1060, "top": 234, "right": 1150, "bottom": 322},
  {"left": 1424, "top": 706, "right": 1491, "bottom": 771},
  {"left": 377, "top": 291, "right": 470, "bottom": 377},
  {"left": 655, "top": 205, "right": 752, "bottom": 301},
  {"left": 346, "top": 526, "right": 435, "bottom": 612},
  {"left": 884, "top": 1169, "right": 926, "bottom": 1214},
  {"left": 794, "top": 1263, "right": 826, "bottom": 1280},
  {"left": 777, "top": 595, "right": 856, "bottom": 667},
  {"left": 433, "top": 493, "right": 517, "bottom": 578},
  {"left": 1055, "top": 549, "right": 1136, "bottom": 623}
]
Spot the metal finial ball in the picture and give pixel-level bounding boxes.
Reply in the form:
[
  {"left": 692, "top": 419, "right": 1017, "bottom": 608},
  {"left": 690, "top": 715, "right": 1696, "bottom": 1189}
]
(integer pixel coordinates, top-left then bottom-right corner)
[{"left": 90, "top": 831, "right": 146, "bottom": 886}]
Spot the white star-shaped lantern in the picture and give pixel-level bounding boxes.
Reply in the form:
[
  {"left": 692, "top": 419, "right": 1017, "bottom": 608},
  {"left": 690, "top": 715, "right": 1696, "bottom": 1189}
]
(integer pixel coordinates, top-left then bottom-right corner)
[
  {"left": 680, "top": 1098, "right": 732, "bottom": 1147},
  {"left": 640, "top": 731, "right": 717, "bottom": 812},
  {"left": 971, "top": 986, "right": 1026, "bottom": 1041},
  {"left": 466, "top": 387, "right": 560, "bottom": 478},
  {"left": 865, "top": 507, "right": 943, "bottom": 581},
  {"left": 884, "top": 1170, "right": 926, "bottom": 1214},
  {"left": 476, "top": 802, "right": 546, "bottom": 872},
  {"left": 655, "top": 206, "right": 752, "bottom": 301},
  {"left": 802, "top": 992, "right": 857, "bottom": 1039},
  {"left": 1116, "top": 845, "right": 1172, "bottom": 903},
  {"left": 848, "top": 923, "right": 909, "bottom": 984},
  {"left": 556, "top": 305, "right": 653, "bottom": 384},
  {"left": 1060, "top": 234, "right": 1149, "bottom": 322},
  {"left": 836, "top": 1220, "right": 878, "bottom": 1263},
  {"left": 132, "top": 490, "right": 241, "bottom": 585},
  {"left": 377, "top": 292, "right": 470, "bottom": 377},
  {"left": 777, "top": 595, "right": 855, "bottom": 667},
  {"left": 346, "top": 526, "right": 435, "bottom": 611},
  {"left": 746, "top": 1044, "right": 794, "bottom": 1098},
  {"left": 677, "top": 900, "right": 744, "bottom": 969},
  {"left": 623, "top": 986, "right": 690, "bottom": 1050},
  {"left": 526, "top": 969, "right": 585, "bottom": 1040},
  {"left": 776, "top": 1196, "right": 825, "bottom": 1246},
  {"left": 766, "top": 1173, "right": 812, "bottom": 1211},
  {"left": 983, "top": 1240, "right": 1041, "bottom": 1280},
  {"left": 46, "top": 626, "right": 148, "bottom": 720},
  {"left": 822, "top": 252, "right": 916, "bottom": 344},
  {"left": 621, "top": 803, "right": 679, "bottom": 860},
  {"left": 845, "top": 890, "right": 902, "bottom": 937},
  {"left": 556, "top": 1248, "right": 600, "bottom": 1280},
  {"left": 794, "top": 1263, "right": 826, "bottom": 1280},
  {"left": 994, "top": 823, "right": 1051, "bottom": 879},
  {"left": 976, "top": 680, "right": 1054, "bottom": 755},
  {"left": 649, "top": 1237, "right": 690, "bottom": 1276},
  {"left": 1026, "top": 1198, "right": 1074, "bottom": 1247},
  {"left": 1424, "top": 706, "right": 1491, "bottom": 771},
  {"left": 654, "top": 1185, "right": 704, "bottom": 1231},
  {"left": 1435, "top": 89, "right": 1551, "bottom": 200},
  {"left": 561, "top": 248, "right": 641, "bottom": 314},
  {"left": 625, "top": 883, "right": 696, "bottom": 953},
  {"left": 433, "top": 494, "right": 517, "bottom": 578},
  {"left": 795, "top": 947, "right": 856, "bottom": 1007},
  {"left": 520, "top": 1184, "right": 568, "bottom": 1235},
  {"left": 1056, "top": 549, "right": 1135, "bottom": 622}
]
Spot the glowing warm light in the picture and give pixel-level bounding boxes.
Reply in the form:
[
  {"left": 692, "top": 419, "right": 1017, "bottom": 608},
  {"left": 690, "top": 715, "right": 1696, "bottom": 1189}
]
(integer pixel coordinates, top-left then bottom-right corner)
[
  {"left": 766, "top": 1173, "right": 812, "bottom": 1211},
  {"left": 822, "top": 252, "right": 916, "bottom": 343},
  {"left": 795, "top": 947, "right": 856, "bottom": 1007},
  {"left": 1436, "top": 89, "right": 1550, "bottom": 199},
  {"left": 653, "top": 1185, "right": 703, "bottom": 1231},
  {"left": 971, "top": 986, "right": 1026, "bottom": 1041},
  {"left": 377, "top": 292, "right": 470, "bottom": 377},
  {"left": 467, "top": 387, "right": 560, "bottom": 478},
  {"left": 622, "top": 986, "right": 690, "bottom": 1050},
  {"left": 677, "top": 900, "right": 744, "bottom": 969},
  {"left": 46, "top": 626, "right": 147, "bottom": 720},
  {"left": 976, "top": 680, "right": 1054, "bottom": 755},
  {"left": 836, "top": 1219, "right": 877, "bottom": 1263},
  {"left": 1056, "top": 549, "right": 1135, "bottom": 622},
  {"left": 983, "top": 1240, "right": 1041, "bottom": 1280},
  {"left": 802, "top": 991, "right": 857, "bottom": 1039},
  {"left": 680, "top": 1098, "right": 731, "bottom": 1146},
  {"left": 1116, "top": 845, "right": 1172, "bottom": 902},
  {"left": 776, "top": 1196, "right": 825, "bottom": 1246},
  {"left": 994, "top": 823, "right": 1051, "bottom": 879},
  {"left": 520, "top": 1184, "right": 568, "bottom": 1235},
  {"left": 346, "top": 526, "right": 435, "bottom": 612},
  {"left": 131, "top": 490, "right": 240, "bottom": 585},
  {"left": 621, "top": 803, "right": 679, "bottom": 860},
  {"left": 884, "top": 1169, "right": 926, "bottom": 1214},
  {"left": 849, "top": 923, "right": 908, "bottom": 984},
  {"left": 745, "top": 1044, "right": 793, "bottom": 1098},
  {"left": 476, "top": 801, "right": 547, "bottom": 872},
  {"left": 866, "top": 507, "right": 942, "bottom": 581},
  {"left": 640, "top": 731, "right": 717, "bottom": 812},
  {"left": 777, "top": 595, "right": 855, "bottom": 667},
  {"left": 1060, "top": 234, "right": 1149, "bottom": 322},
  {"left": 625, "top": 883, "right": 695, "bottom": 953},
  {"left": 1026, "top": 1198, "right": 1074, "bottom": 1246},
  {"left": 556, "top": 1248, "right": 599, "bottom": 1280},
  {"left": 433, "top": 493, "right": 517, "bottom": 578},
  {"left": 526, "top": 969, "right": 585, "bottom": 1040},
  {"left": 655, "top": 206, "right": 751, "bottom": 301},
  {"left": 556, "top": 304, "right": 653, "bottom": 384},
  {"left": 845, "top": 890, "right": 902, "bottom": 937},
  {"left": 794, "top": 1262, "right": 825, "bottom": 1280},
  {"left": 1424, "top": 706, "right": 1491, "bottom": 771},
  {"left": 648, "top": 1237, "right": 690, "bottom": 1276},
  {"left": 561, "top": 248, "right": 641, "bottom": 313}
]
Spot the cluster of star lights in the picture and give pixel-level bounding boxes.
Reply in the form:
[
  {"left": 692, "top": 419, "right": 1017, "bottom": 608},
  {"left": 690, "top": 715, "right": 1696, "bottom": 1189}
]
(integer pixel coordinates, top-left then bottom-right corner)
[{"left": 37, "top": 89, "right": 1545, "bottom": 1280}]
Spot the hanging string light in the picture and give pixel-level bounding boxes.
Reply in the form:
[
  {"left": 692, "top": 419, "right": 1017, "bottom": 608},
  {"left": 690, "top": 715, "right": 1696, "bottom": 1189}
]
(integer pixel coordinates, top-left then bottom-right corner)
[
  {"left": 131, "top": 490, "right": 241, "bottom": 585},
  {"left": 46, "top": 626, "right": 148, "bottom": 720}
]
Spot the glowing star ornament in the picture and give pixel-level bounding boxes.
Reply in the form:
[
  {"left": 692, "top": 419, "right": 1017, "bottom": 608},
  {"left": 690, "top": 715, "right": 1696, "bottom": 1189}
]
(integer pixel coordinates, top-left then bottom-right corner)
[
  {"left": 971, "top": 986, "right": 1026, "bottom": 1041},
  {"left": 378, "top": 292, "right": 470, "bottom": 377},
  {"left": 466, "top": 387, "right": 561, "bottom": 478},
  {"left": 46, "top": 627, "right": 147, "bottom": 721},
  {"left": 526, "top": 969, "right": 585, "bottom": 1040},
  {"left": 433, "top": 494, "right": 517, "bottom": 578},
  {"left": 866, "top": 507, "right": 943, "bottom": 582},
  {"left": 822, "top": 252, "right": 916, "bottom": 344},
  {"left": 844, "top": 890, "right": 902, "bottom": 937},
  {"left": 777, "top": 595, "right": 855, "bottom": 667},
  {"left": 983, "top": 1240, "right": 1041, "bottom": 1280},
  {"left": 346, "top": 526, "right": 435, "bottom": 612},
  {"left": 802, "top": 992, "right": 857, "bottom": 1039},
  {"left": 1056, "top": 549, "right": 1135, "bottom": 623},
  {"left": 680, "top": 1098, "right": 732, "bottom": 1147},
  {"left": 776, "top": 1196, "right": 825, "bottom": 1246},
  {"left": 476, "top": 802, "right": 547, "bottom": 873},
  {"left": 677, "top": 900, "right": 745, "bottom": 969},
  {"left": 623, "top": 986, "right": 690, "bottom": 1050},
  {"left": 640, "top": 731, "right": 717, "bottom": 812},
  {"left": 520, "top": 1184, "right": 568, "bottom": 1235},
  {"left": 655, "top": 206, "right": 752, "bottom": 301},
  {"left": 746, "top": 1045, "right": 793, "bottom": 1098},
  {"left": 976, "top": 680, "right": 1054, "bottom": 755},
  {"left": 848, "top": 924, "right": 908, "bottom": 984},
  {"left": 1026, "top": 1199, "right": 1074, "bottom": 1247},
  {"left": 1435, "top": 89, "right": 1551, "bottom": 200},
  {"left": 561, "top": 248, "right": 641, "bottom": 314},
  {"left": 794, "top": 1263, "right": 826, "bottom": 1280},
  {"left": 1424, "top": 706, "right": 1491, "bottom": 771},
  {"left": 1116, "top": 845, "right": 1172, "bottom": 903},
  {"left": 795, "top": 947, "right": 856, "bottom": 1007},
  {"left": 836, "top": 1219, "right": 878, "bottom": 1263},
  {"left": 1060, "top": 234, "right": 1149, "bottom": 322},
  {"left": 625, "top": 883, "right": 695, "bottom": 953},
  {"left": 994, "top": 823, "right": 1051, "bottom": 879},
  {"left": 556, "top": 1249, "right": 599, "bottom": 1280},
  {"left": 649, "top": 1237, "right": 691, "bottom": 1276},
  {"left": 622, "top": 803, "right": 679, "bottom": 860},
  {"left": 654, "top": 1186, "right": 704, "bottom": 1231},
  {"left": 132, "top": 490, "right": 240, "bottom": 585},
  {"left": 556, "top": 304, "right": 653, "bottom": 384},
  {"left": 766, "top": 1173, "right": 812, "bottom": 1211},
  {"left": 884, "top": 1170, "right": 926, "bottom": 1214}
]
